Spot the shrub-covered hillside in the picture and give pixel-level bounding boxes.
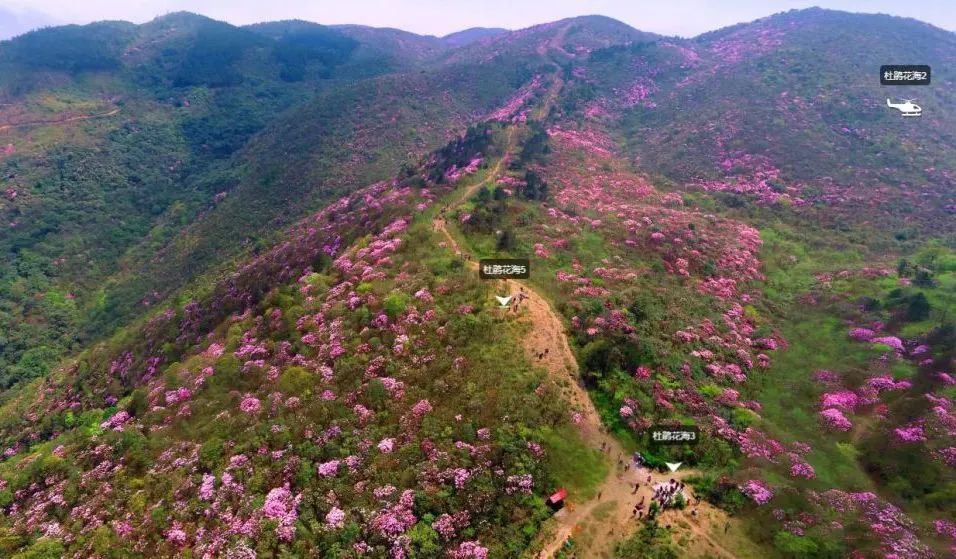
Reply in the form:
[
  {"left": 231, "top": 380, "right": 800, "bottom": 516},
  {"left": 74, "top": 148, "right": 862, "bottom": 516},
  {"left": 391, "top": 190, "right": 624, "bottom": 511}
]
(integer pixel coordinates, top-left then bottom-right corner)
[
  {"left": 0, "top": 13, "right": 601, "bottom": 392},
  {"left": 0, "top": 7, "right": 954, "bottom": 559}
]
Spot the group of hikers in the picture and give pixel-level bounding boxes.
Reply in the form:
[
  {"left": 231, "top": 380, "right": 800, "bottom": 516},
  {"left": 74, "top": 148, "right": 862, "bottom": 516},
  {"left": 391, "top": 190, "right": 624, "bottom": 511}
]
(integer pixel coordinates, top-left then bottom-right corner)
[{"left": 591, "top": 447, "right": 704, "bottom": 525}]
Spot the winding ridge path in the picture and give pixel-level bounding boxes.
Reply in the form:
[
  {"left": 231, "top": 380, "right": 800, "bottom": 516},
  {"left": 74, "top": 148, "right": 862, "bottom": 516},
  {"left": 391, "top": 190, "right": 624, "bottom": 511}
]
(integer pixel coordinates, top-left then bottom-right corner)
[
  {"left": 430, "top": 31, "right": 745, "bottom": 557},
  {"left": 0, "top": 107, "right": 121, "bottom": 133},
  {"left": 432, "top": 159, "right": 738, "bottom": 559},
  {"left": 433, "top": 196, "right": 737, "bottom": 559}
]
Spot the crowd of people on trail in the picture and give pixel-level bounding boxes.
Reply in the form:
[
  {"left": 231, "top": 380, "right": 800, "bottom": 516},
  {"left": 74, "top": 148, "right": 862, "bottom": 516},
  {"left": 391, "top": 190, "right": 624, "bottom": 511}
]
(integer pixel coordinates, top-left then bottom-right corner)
[
  {"left": 651, "top": 479, "right": 688, "bottom": 508},
  {"left": 558, "top": 450, "right": 708, "bottom": 558},
  {"left": 590, "top": 446, "right": 704, "bottom": 525}
]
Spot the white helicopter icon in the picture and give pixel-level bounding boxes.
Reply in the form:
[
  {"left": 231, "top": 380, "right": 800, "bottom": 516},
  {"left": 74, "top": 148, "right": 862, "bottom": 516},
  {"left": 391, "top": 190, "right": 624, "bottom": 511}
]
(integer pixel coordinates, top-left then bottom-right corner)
[{"left": 886, "top": 98, "right": 922, "bottom": 117}]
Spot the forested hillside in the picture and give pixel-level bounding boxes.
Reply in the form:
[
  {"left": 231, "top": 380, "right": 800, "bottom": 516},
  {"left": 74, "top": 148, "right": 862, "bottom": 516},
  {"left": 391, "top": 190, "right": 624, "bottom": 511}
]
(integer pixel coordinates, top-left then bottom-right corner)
[{"left": 0, "top": 8, "right": 953, "bottom": 559}]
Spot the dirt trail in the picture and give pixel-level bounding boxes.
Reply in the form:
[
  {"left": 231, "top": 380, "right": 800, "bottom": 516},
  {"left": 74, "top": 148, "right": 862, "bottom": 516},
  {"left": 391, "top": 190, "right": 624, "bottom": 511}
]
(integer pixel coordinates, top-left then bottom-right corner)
[
  {"left": 500, "top": 277, "right": 737, "bottom": 559},
  {"left": 433, "top": 217, "right": 738, "bottom": 559},
  {"left": 430, "top": 31, "right": 743, "bottom": 557},
  {"left": 434, "top": 184, "right": 739, "bottom": 558},
  {"left": 0, "top": 108, "right": 121, "bottom": 133}
]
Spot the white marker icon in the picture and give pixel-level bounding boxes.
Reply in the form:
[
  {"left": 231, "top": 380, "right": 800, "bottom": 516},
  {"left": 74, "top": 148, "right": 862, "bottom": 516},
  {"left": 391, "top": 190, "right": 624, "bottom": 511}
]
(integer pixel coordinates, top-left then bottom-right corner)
[{"left": 886, "top": 98, "right": 921, "bottom": 117}]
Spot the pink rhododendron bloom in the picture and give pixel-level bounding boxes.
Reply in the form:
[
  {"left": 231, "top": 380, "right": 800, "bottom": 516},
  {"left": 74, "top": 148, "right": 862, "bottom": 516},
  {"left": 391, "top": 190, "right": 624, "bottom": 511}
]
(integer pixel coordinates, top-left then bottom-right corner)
[
  {"left": 262, "top": 485, "right": 300, "bottom": 541},
  {"left": 848, "top": 328, "right": 875, "bottom": 341},
  {"left": 353, "top": 404, "right": 373, "bottom": 422},
  {"left": 433, "top": 513, "right": 456, "bottom": 539},
  {"left": 789, "top": 461, "right": 816, "bottom": 480},
  {"left": 871, "top": 336, "right": 904, "bottom": 353},
  {"left": 374, "top": 485, "right": 397, "bottom": 499},
  {"left": 820, "top": 391, "right": 858, "bottom": 411},
  {"left": 166, "top": 524, "right": 188, "bottom": 545},
  {"left": 935, "top": 519, "right": 956, "bottom": 540},
  {"left": 112, "top": 520, "right": 133, "bottom": 538},
  {"left": 100, "top": 410, "right": 131, "bottom": 431},
  {"left": 740, "top": 480, "right": 773, "bottom": 505},
  {"left": 755, "top": 337, "right": 778, "bottom": 350},
  {"left": 413, "top": 288, "right": 433, "bottom": 303},
  {"left": 318, "top": 460, "right": 341, "bottom": 477},
  {"left": 674, "top": 330, "right": 696, "bottom": 343},
  {"left": 449, "top": 541, "right": 489, "bottom": 559},
  {"left": 411, "top": 399, "right": 433, "bottom": 417},
  {"left": 619, "top": 405, "right": 634, "bottom": 418},
  {"left": 378, "top": 438, "right": 395, "bottom": 453},
  {"left": 239, "top": 395, "right": 261, "bottom": 414},
  {"left": 739, "top": 428, "right": 784, "bottom": 461},
  {"left": 229, "top": 454, "right": 250, "bottom": 469},
  {"left": 506, "top": 474, "right": 534, "bottom": 494},
  {"left": 894, "top": 424, "right": 926, "bottom": 443},
  {"left": 199, "top": 473, "right": 216, "bottom": 500},
  {"left": 41, "top": 522, "right": 64, "bottom": 538},
  {"left": 204, "top": 342, "right": 225, "bottom": 358},
  {"left": 165, "top": 387, "right": 192, "bottom": 405},
  {"left": 716, "top": 388, "right": 740, "bottom": 406},
  {"left": 262, "top": 488, "right": 295, "bottom": 519},
  {"left": 866, "top": 376, "right": 911, "bottom": 392},
  {"left": 452, "top": 467, "right": 471, "bottom": 489},
  {"left": 326, "top": 507, "right": 346, "bottom": 529},
  {"left": 820, "top": 408, "right": 852, "bottom": 431}
]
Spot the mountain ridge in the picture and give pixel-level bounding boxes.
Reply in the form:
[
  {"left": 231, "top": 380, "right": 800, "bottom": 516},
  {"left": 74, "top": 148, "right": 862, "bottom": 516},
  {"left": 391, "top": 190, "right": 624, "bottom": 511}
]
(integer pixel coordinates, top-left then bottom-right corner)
[{"left": 0, "top": 8, "right": 953, "bottom": 558}]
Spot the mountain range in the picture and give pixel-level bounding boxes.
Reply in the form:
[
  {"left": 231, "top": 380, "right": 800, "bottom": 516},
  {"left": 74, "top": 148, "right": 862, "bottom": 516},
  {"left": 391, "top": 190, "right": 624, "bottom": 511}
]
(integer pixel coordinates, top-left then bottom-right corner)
[{"left": 0, "top": 7, "right": 953, "bottom": 558}]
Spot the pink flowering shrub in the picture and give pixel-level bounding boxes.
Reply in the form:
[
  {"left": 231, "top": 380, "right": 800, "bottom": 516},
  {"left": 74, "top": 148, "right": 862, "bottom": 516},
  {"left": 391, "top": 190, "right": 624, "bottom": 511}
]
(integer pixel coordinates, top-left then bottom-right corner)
[
  {"left": 820, "top": 408, "right": 853, "bottom": 431},
  {"left": 871, "top": 336, "right": 904, "bottom": 353},
  {"left": 820, "top": 391, "right": 858, "bottom": 411},
  {"left": 262, "top": 485, "right": 300, "bottom": 541},
  {"left": 449, "top": 541, "right": 489, "bottom": 559},
  {"left": 788, "top": 457, "right": 816, "bottom": 480},
  {"left": 239, "top": 395, "right": 261, "bottom": 414},
  {"left": 848, "top": 327, "right": 875, "bottom": 341},
  {"left": 317, "top": 460, "right": 341, "bottom": 477},
  {"left": 893, "top": 424, "right": 926, "bottom": 443},
  {"left": 165, "top": 523, "right": 188, "bottom": 546},
  {"left": 325, "top": 507, "right": 345, "bottom": 529},
  {"left": 740, "top": 480, "right": 773, "bottom": 505}
]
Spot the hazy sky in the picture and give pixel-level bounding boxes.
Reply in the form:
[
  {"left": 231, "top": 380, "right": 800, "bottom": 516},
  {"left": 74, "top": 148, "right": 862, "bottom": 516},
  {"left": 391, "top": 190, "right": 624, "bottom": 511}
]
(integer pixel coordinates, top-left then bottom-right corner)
[{"left": 1, "top": 0, "right": 954, "bottom": 37}]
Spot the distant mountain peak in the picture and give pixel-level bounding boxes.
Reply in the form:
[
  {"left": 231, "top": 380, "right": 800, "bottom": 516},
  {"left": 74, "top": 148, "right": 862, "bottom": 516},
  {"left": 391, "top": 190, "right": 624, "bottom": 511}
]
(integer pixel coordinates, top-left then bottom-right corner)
[
  {"left": 146, "top": 11, "right": 220, "bottom": 27},
  {"left": 0, "top": 6, "right": 59, "bottom": 40},
  {"left": 441, "top": 27, "right": 508, "bottom": 47}
]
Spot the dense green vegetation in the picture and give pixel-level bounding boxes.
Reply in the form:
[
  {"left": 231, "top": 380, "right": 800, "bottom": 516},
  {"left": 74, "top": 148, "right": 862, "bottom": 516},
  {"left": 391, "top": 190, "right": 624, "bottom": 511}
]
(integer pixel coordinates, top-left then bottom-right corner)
[
  {"left": 0, "top": 13, "right": 543, "bottom": 394},
  {"left": 0, "top": 8, "right": 953, "bottom": 557},
  {"left": 0, "top": 22, "right": 134, "bottom": 73}
]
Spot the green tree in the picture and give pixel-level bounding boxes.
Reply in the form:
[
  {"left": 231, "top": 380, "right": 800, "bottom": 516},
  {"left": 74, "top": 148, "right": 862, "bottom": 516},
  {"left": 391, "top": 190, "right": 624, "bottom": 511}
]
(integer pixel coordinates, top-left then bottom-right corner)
[
  {"left": 615, "top": 522, "right": 677, "bottom": 559},
  {"left": 407, "top": 522, "right": 441, "bottom": 557},
  {"left": 905, "top": 292, "right": 931, "bottom": 321},
  {"left": 11, "top": 538, "right": 66, "bottom": 559},
  {"left": 773, "top": 531, "right": 820, "bottom": 558}
]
